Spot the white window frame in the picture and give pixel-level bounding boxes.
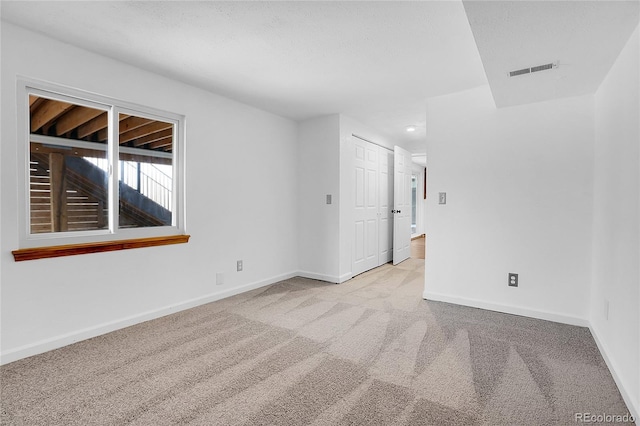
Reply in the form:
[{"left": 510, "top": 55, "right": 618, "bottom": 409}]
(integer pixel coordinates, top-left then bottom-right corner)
[{"left": 17, "top": 78, "right": 186, "bottom": 249}]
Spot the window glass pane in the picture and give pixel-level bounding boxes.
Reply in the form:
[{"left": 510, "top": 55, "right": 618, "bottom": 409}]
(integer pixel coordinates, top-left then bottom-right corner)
[
  {"left": 118, "top": 113, "right": 173, "bottom": 228},
  {"left": 29, "top": 95, "right": 108, "bottom": 234}
]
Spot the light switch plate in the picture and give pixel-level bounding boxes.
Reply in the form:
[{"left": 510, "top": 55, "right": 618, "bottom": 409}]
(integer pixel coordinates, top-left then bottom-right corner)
[
  {"left": 326, "top": 194, "right": 332, "bottom": 204},
  {"left": 438, "top": 192, "right": 446, "bottom": 204}
]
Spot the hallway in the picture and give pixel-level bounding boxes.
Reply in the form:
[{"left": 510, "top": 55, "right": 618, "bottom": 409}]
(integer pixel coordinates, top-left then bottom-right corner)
[{"left": 410, "top": 235, "right": 425, "bottom": 259}]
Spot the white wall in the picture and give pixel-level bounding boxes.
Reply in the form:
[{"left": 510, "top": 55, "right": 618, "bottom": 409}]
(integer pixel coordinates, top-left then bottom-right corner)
[
  {"left": 591, "top": 25, "right": 639, "bottom": 418},
  {"left": 424, "top": 85, "right": 595, "bottom": 325},
  {"left": 297, "top": 115, "right": 341, "bottom": 282},
  {"left": 1, "top": 23, "right": 299, "bottom": 363},
  {"left": 297, "top": 114, "right": 407, "bottom": 283}
]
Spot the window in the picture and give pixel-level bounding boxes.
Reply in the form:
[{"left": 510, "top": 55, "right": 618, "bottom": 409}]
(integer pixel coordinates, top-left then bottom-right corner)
[{"left": 15, "top": 79, "right": 186, "bottom": 258}]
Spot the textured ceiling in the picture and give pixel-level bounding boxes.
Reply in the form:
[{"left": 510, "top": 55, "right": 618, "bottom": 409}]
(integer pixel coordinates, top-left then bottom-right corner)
[
  {"left": 464, "top": 0, "right": 640, "bottom": 108},
  {"left": 3, "top": 2, "right": 638, "bottom": 151},
  {"left": 1, "top": 1, "right": 488, "bottom": 150}
]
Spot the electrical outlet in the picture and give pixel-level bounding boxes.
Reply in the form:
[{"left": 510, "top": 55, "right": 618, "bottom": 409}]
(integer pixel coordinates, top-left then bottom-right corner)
[
  {"left": 237, "top": 260, "right": 243, "bottom": 272},
  {"left": 326, "top": 194, "right": 332, "bottom": 204},
  {"left": 216, "top": 272, "right": 224, "bottom": 285},
  {"left": 508, "top": 273, "right": 518, "bottom": 287}
]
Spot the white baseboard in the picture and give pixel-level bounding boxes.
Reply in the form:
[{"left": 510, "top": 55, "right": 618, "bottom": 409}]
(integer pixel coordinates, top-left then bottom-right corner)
[
  {"left": 3, "top": 274, "right": 636, "bottom": 422},
  {"left": 589, "top": 324, "right": 639, "bottom": 423},
  {"left": 0, "top": 270, "right": 298, "bottom": 365},
  {"left": 297, "top": 270, "right": 341, "bottom": 284},
  {"left": 338, "top": 272, "right": 353, "bottom": 283},
  {"left": 423, "top": 291, "right": 589, "bottom": 327}
]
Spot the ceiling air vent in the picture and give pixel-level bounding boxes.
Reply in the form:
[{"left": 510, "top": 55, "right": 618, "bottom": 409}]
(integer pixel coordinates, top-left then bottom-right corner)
[
  {"left": 509, "top": 67, "right": 530, "bottom": 77},
  {"left": 509, "top": 62, "right": 557, "bottom": 77}
]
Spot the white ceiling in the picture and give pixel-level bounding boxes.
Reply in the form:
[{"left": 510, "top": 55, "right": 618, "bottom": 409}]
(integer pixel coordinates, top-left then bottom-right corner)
[
  {"left": 2, "top": 1, "right": 638, "bottom": 153},
  {"left": 464, "top": 0, "right": 639, "bottom": 108},
  {"left": 0, "top": 1, "right": 488, "bottom": 151}
]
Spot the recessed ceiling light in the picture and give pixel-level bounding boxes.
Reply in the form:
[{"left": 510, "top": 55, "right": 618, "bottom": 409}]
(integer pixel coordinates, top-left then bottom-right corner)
[{"left": 406, "top": 125, "right": 416, "bottom": 132}]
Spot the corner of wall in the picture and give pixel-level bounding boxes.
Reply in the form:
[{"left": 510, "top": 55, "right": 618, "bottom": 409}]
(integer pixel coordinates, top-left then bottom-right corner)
[
  {"left": 590, "top": 23, "right": 640, "bottom": 421},
  {"left": 297, "top": 115, "right": 341, "bottom": 279},
  {"left": 589, "top": 322, "right": 640, "bottom": 421}
]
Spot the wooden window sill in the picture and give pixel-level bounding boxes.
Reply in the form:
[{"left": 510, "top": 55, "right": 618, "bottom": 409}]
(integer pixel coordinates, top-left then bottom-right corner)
[{"left": 12, "top": 235, "right": 190, "bottom": 262}]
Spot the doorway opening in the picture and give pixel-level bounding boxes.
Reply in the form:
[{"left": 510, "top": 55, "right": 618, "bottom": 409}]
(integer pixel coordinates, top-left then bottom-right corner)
[{"left": 411, "top": 175, "right": 418, "bottom": 236}]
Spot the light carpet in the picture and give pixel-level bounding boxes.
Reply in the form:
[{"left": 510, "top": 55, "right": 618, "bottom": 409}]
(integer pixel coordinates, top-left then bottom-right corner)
[{"left": 1, "top": 258, "right": 633, "bottom": 425}]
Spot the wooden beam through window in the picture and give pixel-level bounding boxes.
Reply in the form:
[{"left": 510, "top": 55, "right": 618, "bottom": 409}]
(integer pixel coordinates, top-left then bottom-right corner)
[
  {"left": 49, "top": 152, "right": 68, "bottom": 232},
  {"left": 79, "top": 113, "right": 130, "bottom": 139},
  {"left": 55, "top": 106, "right": 104, "bottom": 136},
  {"left": 31, "top": 99, "right": 74, "bottom": 132},
  {"left": 148, "top": 137, "right": 173, "bottom": 150},
  {"left": 30, "top": 97, "right": 46, "bottom": 115},
  {"left": 77, "top": 112, "right": 108, "bottom": 139},
  {"left": 119, "top": 116, "right": 153, "bottom": 133},
  {"left": 119, "top": 121, "right": 173, "bottom": 144},
  {"left": 132, "top": 129, "right": 173, "bottom": 147}
]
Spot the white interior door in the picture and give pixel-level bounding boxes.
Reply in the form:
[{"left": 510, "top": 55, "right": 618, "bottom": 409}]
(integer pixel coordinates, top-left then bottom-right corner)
[
  {"left": 378, "top": 147, "right": 393, "bottom": 264},
  {"left": 353, "top": 138, "right": 379, "bottom": 275},
  {"left": 393, "top": 145, "right": 412, "bottom": 265}
]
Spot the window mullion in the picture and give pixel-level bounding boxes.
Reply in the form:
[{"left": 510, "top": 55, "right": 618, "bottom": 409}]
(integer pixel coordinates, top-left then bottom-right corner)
[{"left": 108, "top": 107, "right": 119, "bottom": 233}]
